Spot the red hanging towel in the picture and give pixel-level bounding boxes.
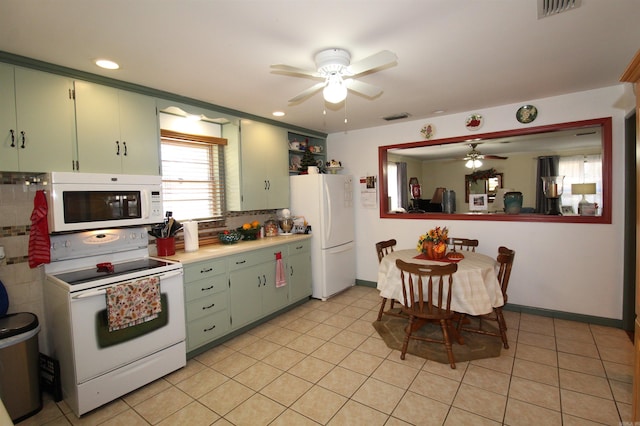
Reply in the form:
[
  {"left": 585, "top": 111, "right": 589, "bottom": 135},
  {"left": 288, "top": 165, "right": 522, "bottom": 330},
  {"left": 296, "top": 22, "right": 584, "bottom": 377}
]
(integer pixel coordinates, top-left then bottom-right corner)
[
  {"left": 275, "top": 252, "right": 286, "bottom": 288},
  {"left": 29, "top": 190, "right": 50, "bottom": 268}
]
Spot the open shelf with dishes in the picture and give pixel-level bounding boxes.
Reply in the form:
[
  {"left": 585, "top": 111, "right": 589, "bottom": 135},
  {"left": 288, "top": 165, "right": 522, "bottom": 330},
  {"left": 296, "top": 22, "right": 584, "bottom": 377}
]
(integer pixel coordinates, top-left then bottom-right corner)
[{"left": 288, "top": 131, "right": 326, "bottom": 174}]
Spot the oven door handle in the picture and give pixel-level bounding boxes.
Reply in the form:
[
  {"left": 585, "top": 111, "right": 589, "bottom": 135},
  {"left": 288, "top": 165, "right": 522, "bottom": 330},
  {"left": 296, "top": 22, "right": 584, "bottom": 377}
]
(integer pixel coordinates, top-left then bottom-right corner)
[
  {"left": 71, "top": 269, "right": 183, "bottom": 299},
  {"left": 72, "top": 289, "right": 107, "bottom": 299}
]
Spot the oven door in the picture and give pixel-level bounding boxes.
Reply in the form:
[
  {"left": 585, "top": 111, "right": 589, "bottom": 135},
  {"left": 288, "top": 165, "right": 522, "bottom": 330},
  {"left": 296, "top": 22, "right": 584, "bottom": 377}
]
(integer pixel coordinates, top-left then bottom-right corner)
[{"left": 69, "top": 269, "right": 185, "bottom": 383}]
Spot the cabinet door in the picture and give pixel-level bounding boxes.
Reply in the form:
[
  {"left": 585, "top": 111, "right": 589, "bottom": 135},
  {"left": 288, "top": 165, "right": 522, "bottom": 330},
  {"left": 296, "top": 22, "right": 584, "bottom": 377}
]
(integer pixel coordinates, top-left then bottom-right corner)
[
  {"left": 229, "top": 263, "right": 263, "bottom": 329},
  {"left": 0, "top": 63, "right": 18, "bottom": 171},
  {"left": 239, "top": 120, "right": 288, "bottom": 210},
  {"left": 262, "top": 256, "right": 289, "bottom": 315},
  {"left": 288, "top": 243, "right": 312, "bottom": 303},
  {"left": 75, "top": 81, "right": 122, "bottom": 173},
  {"left": 14, "top": 67, "right": 76, "bottom": 172},
  {"left": 265, "top": 128, "right": 289, "bottom": 209},
  {"left": 76, "top": 81, "right": 160, "bottom": 175},
  {"left": 118, "top": 90, "right": 159, "bottom": 175}
]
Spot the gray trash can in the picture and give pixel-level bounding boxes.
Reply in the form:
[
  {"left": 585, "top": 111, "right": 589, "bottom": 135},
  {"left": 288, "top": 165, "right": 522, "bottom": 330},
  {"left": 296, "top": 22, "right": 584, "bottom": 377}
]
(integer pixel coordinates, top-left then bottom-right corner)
[{"left": 0, "top": 312, "right": 42, "bottom": 423}]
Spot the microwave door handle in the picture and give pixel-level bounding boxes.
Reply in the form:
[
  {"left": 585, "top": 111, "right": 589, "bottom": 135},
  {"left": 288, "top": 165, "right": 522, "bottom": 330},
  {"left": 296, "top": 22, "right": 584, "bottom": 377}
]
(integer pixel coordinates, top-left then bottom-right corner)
[{"left": 141, "top": 189, "right": 150, "bottom": 219}]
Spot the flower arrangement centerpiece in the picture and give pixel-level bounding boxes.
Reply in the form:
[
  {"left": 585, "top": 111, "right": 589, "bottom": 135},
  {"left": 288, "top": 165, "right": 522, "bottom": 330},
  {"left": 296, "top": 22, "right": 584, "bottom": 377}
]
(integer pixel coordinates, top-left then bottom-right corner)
[{"left": 417, "top": 226, "right": 449, "bottom": 259}]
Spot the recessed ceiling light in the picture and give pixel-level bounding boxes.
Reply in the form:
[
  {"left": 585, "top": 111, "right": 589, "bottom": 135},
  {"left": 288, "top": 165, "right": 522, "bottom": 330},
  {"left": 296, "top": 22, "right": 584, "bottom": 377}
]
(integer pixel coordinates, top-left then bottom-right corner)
[
  {"left": 432, "top": 109, "right": 445, "bottom": 114},
  {"left": 95, "top": 59, "right": 120, "bottom": 70},
  {"left": 272, "top": 111, "right": 285, "bottom": 117}
]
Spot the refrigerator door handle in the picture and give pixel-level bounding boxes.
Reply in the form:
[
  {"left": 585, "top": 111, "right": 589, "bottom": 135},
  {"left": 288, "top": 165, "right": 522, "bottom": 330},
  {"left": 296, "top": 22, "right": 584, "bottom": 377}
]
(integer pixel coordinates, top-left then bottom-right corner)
[
  {"left": 323, "top": 181, "right": 332, "bottom": 241},
  {"left": 328, "top": 244, "right": 352, "bottom": 254}
]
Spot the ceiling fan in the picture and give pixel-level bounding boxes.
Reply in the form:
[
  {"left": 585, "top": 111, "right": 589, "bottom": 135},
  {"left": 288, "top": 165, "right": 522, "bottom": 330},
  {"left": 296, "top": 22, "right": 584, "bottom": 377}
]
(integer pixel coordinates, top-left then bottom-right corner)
[
  {"left": 271, "top": 48, "right": 397, "bottom": 104},
  {"left": 462, "top": 143, "right": 508, "bottom": 169}
]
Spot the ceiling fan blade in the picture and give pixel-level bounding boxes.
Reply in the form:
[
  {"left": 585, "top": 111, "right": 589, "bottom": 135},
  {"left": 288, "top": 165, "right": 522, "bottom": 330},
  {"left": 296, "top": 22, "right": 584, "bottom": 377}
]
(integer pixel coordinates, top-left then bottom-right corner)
[
  {"left": 484, "top": 155, "right": 509, "bottom": 160},
  {"left": 288, "top": 82, "right": 326, "bottom": 103},
  {"left": 347, "top": 50, "right": 397, "bottom": 76},
  {"left": 344, "top": 79, "right": 383, "bottom": 98},
  {"left": 271, "top": 64, "right": 320, "bottom": 78}
]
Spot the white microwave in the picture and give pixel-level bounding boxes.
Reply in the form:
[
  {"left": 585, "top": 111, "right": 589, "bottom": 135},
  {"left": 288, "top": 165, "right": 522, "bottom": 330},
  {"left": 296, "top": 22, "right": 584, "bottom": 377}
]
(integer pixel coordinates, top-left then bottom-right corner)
[{"left": 43, "top": 172, "right": 164, "bottom": 233}]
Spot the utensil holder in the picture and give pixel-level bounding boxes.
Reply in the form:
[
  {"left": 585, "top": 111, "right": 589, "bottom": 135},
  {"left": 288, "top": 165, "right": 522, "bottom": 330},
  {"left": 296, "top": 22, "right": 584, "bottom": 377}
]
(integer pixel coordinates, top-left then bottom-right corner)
[{"left": 156, "top": 237, "right": 176, "bottom": 256}]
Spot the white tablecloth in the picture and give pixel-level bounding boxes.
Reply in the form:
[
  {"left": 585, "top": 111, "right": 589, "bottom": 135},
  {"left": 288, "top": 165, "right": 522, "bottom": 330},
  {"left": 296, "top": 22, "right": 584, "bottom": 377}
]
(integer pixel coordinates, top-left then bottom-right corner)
[{"left": 377, "top": 249, "right": 504, "bottom": 316}]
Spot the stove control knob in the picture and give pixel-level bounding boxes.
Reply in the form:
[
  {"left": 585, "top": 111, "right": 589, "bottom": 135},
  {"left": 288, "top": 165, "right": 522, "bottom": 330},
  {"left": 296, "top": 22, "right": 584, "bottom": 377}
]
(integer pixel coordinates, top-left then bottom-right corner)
[
  {"left": 64, "top": 240, "right": 71, "bottom": 248},
  {"left": 130, "top": 233, "right": 137, "bottom": 240}
]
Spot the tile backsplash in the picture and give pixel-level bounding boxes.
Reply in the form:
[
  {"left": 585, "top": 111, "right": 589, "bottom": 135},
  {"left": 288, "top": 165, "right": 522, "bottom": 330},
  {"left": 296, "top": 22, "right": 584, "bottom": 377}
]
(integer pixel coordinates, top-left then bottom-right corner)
[{"left": 0, "top": 182, "right": 48, "bottom": 350}]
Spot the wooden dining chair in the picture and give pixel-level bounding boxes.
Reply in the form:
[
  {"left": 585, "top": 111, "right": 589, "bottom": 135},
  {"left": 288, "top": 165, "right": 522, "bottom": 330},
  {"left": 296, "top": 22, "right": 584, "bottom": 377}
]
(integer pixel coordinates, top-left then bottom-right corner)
[
  {"left": 456, "top": 246, "right": 515, "bottom": 349},
  {"left": 396, "top": 259, "right": 459, "bottom": 368},
  {"left": 448, "top": 238, "right": 479, "bottom": 252},
  {"left": 376, "top": 239, "right": 403, "bottom": 321}
]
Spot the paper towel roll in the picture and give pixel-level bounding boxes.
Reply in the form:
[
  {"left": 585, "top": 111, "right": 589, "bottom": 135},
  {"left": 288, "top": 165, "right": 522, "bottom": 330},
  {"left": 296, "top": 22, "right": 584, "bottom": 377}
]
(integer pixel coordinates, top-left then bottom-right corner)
[{"left": 184, "top": 221, "right": 199, "bottom": 252}]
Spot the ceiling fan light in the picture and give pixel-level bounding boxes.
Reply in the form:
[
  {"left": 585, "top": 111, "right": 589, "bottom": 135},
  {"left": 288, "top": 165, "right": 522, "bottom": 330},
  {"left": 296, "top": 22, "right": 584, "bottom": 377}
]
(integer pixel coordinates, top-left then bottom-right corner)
[
  {"left": 465, "top": 159, "right": 483, "bottom": 169},
  {"left": 323, "top": 78, "right": 347, "bottom": 104}
]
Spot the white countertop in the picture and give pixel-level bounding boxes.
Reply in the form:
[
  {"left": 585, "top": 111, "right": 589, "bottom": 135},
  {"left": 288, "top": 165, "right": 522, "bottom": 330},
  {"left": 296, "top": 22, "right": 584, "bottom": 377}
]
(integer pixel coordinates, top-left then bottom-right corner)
[{"left": 158, "top": 234, "right": 312, "bottom": 264}]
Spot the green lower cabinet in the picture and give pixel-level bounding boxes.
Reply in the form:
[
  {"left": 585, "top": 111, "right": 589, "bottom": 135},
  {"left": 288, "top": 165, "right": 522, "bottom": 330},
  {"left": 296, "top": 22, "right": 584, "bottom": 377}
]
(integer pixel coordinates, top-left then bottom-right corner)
[
  {"left": 183, "top": 259, "right": 230, "bottom": 352},
  {"left": 186, "top": 310, "right": 230, "bottom": 350},
  {"left": 228, "top": 247, "right": 289, "bottom": 330},
  {"left": 288, "top": 240, "right": 312, "bottom": 303},
  {"left": 185, "top": 238, "right": 312, "bottom": 355},
  {"left": 229, "top": 262, "right": 266, "bottom": 329}
]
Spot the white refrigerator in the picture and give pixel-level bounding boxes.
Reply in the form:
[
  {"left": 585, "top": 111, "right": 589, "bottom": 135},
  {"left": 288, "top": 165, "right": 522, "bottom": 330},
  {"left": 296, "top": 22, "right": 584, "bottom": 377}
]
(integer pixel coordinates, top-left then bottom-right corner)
[{"left": 289, "top": 174, "right": 355, "bottom": 300}]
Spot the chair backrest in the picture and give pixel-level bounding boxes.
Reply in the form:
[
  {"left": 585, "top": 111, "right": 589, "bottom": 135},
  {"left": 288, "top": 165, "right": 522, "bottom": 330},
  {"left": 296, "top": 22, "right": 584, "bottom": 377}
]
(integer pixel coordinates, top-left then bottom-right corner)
[
  {"left": 496, "top": 246, "right": 515, "bottom": 302},
  {"left": 396, "top": 259, "right": 458, "bottom": 319},
  {"left": 376, "top": 239, "right": 397, "bottom": 263},
  {"left": 448, "top": 237, "right": 479, "bottom": 252}
]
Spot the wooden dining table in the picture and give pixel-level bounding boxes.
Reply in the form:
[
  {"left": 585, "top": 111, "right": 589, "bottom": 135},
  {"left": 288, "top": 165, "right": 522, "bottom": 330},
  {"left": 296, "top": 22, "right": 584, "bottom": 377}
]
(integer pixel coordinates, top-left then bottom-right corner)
[{"left": 377, "top": 249, "right": 504, "bottom": 316}]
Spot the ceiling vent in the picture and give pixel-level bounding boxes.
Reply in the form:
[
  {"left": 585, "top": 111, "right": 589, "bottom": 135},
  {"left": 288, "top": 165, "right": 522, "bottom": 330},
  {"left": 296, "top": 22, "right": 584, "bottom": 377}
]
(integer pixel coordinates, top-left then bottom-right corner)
[
  {"left": 382, "top": 112, "right": 411, "bottom": 121},
  {"left": 538, "top": 0, "right": 581, "bottom": 18}
]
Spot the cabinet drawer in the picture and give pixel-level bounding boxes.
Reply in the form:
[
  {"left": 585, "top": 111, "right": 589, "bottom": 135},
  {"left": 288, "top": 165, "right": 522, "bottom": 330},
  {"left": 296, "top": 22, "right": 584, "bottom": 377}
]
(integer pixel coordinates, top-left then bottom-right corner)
[
  {"left": 186, "top": 292, "right": 228, "bottom": 322},
  {"left": 289, "top": 240, "right": 310, "bottom": 255},
  {"left": 184, "top": 274, "right": 228, "bottom": 302},
  {"left": 184, "top": 259, "right": 226, "bottom": 283},
  {"left": 228, "top": 247, "right": 284, "bottom": 271},
  {"left": 187, "top": 310, "right": 230, "bottom": 350}
]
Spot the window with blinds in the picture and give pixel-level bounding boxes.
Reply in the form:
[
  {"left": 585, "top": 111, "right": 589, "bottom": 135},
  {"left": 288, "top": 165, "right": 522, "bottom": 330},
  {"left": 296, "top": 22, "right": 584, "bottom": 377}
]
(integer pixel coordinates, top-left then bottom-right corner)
[{"left": 160, "top": 130, "right": 227, "bottom": 225}]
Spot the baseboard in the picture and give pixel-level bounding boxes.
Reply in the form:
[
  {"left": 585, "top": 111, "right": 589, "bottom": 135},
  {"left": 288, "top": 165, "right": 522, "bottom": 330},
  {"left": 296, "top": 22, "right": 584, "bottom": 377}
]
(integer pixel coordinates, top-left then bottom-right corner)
[{"left": 355, "top": 281, "right": 623, "bottom": 329}]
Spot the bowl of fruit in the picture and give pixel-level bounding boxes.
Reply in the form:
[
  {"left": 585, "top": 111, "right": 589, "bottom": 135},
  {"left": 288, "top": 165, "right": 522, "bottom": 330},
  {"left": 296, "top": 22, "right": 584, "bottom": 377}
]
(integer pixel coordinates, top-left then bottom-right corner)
[
  {"left": 237, "top": 220, "right": 261, "bottom": 240},
  {"left": 218, "top": 229, "right": 242, "bottom": 244}
]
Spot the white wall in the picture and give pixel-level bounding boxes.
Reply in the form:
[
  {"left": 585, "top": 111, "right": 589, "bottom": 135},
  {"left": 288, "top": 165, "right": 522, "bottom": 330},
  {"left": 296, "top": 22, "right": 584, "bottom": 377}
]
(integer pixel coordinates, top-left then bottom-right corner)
[{"left": 327, "top": 85, "right": 632, "bottom": 320}]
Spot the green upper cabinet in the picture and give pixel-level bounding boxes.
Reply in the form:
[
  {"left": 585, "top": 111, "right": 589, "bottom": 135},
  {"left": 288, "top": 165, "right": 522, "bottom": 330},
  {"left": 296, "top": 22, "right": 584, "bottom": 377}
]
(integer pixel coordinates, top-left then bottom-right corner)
[
  {"left": 0, "top": 64, "right": 76, "bottom": 172},
  {"left": 225, "top": 119, "right": 289, "bottom": 211},
  {"left": 75, "top": 81, "right": 160, "bottom": 175}
]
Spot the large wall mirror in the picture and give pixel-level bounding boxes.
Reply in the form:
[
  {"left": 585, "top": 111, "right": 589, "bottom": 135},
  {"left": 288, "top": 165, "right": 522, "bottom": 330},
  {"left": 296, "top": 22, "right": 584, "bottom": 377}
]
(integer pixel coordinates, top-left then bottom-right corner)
[{"left": 378, "top": 117, "right": 612, "bottom": 223}]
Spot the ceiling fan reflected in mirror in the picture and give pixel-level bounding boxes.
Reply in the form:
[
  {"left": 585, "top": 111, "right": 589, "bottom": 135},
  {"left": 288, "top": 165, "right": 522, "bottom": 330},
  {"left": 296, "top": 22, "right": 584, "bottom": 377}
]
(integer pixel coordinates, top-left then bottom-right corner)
[
  {"left": 462, "top": 143, "right": 508, "bottom": 169},
  {"left": 271, "top": 48, "right": 397, "bottom": 104}
]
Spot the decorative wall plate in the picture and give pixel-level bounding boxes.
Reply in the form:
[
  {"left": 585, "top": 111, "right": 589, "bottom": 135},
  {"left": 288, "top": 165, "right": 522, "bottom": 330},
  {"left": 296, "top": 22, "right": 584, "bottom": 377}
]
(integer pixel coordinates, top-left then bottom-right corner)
[
  {"left": 420, "top": 123, "right": 435, "bottom": 139},
  {"left": 465, "top": 114, "right": 483, "bottom": 131},
  {"left": 516, "top": 105, "right": 537, "bottom": 124}
]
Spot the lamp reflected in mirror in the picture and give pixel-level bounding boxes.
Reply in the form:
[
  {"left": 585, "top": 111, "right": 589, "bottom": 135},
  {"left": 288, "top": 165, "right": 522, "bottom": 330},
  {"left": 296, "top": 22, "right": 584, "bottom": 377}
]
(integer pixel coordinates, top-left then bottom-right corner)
[{"left": 572, "top": 183, "right": 597, "bottom": 215}]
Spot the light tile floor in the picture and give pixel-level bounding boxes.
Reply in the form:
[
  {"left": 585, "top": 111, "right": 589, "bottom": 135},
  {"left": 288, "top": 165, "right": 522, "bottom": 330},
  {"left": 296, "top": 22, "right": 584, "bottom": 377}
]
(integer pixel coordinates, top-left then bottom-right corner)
[{"left": 18, "top": 286, "right": 634, "bottom": 425}]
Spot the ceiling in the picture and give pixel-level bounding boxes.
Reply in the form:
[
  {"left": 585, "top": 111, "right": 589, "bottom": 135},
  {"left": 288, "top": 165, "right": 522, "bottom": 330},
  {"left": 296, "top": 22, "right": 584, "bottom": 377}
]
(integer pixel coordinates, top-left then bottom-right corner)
[{"left": 1, "top": 0, "right": 639, "bottom": 135}]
